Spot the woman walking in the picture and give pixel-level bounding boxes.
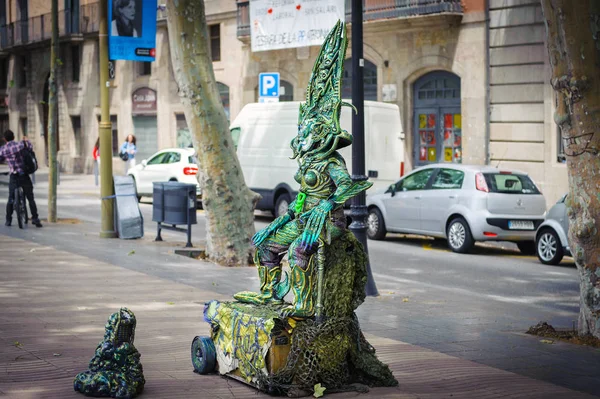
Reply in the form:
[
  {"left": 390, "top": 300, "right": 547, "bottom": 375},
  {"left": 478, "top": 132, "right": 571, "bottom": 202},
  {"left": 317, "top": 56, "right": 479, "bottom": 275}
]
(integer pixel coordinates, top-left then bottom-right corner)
[
  {"left": 120, "top": 134, "right": 137, "bottom": 174},
  {"left": 92, "top": 138, "right": 100, "bottom": 186}
]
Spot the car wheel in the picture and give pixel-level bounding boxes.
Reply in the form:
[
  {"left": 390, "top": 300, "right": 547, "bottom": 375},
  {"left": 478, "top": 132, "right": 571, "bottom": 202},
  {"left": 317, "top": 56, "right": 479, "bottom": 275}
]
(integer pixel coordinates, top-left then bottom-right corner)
[
  {"left": 447, "top": 217, "right": 474, "bottom": 253},
  {"left": 367, "top": 207, "right": 387, "bottom": 240},
  {"left": 274, "top": 193, "right": 291, "bottom": 218},
  {"left": 517, "top": 241, "right": 536, "bottom": 255},
  {"left": 536, "top": 228, "right": 564, "bottom": 265}
]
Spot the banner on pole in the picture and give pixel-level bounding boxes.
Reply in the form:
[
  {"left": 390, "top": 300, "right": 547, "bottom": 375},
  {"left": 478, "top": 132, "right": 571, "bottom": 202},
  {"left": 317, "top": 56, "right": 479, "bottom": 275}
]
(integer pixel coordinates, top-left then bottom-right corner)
[
  {"left": 250, "top": 0, "right": 345, "bottom": 52},
  {"left": 108, "top": 0, "right": 157, "bottom": 61}
]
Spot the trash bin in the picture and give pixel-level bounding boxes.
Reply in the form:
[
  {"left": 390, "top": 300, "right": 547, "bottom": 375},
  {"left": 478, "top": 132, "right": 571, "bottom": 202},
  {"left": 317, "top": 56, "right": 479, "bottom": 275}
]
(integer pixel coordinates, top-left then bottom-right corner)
[{"left": 152, "top": 181, "right": 197, "bottom": 247}]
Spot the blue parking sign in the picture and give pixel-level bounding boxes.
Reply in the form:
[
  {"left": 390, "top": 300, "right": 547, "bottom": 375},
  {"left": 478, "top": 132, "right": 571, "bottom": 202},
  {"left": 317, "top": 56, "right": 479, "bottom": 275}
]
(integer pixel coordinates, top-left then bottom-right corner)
[{"left": 259, "top": 73, "right": 280, "bottom": 98}]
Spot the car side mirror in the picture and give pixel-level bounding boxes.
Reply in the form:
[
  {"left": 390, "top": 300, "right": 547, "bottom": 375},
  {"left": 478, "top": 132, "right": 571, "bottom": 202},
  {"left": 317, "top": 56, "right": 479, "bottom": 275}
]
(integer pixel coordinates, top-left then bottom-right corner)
[
  {"left": 141, "top": 160, "right": 147, "bottom": 167},
  {"left": 386, "top": 184, "right": 397, "bottom": 197}
]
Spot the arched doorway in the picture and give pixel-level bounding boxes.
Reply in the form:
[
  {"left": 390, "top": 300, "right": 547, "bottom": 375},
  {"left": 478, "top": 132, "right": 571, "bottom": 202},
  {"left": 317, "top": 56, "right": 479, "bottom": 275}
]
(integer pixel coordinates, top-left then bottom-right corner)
[
  {"left": 342, "top": 58, "right": 377, "bottom": 101},
  {"left": 413, "top": 71, "right": 461, "bottom": 166}
]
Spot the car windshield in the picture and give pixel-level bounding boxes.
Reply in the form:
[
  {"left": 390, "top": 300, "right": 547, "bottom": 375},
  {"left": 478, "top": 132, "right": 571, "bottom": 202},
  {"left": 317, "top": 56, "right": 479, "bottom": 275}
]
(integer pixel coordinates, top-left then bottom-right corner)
[{"left": 483, "top": 173, "right": 540, "bottom": 195}]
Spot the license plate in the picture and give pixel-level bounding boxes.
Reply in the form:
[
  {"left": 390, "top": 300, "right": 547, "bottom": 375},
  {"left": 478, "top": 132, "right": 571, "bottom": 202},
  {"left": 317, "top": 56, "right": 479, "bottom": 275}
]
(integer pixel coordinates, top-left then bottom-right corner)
[{"left": 508, "top": 220, "right": 534, "bottom": 230}]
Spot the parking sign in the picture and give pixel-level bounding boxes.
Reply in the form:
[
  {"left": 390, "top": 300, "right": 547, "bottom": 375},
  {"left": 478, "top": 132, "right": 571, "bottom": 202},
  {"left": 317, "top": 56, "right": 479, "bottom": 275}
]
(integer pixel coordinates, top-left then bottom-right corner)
[{"left": 259, "top": 73, "right": 280, "bottom": 99}]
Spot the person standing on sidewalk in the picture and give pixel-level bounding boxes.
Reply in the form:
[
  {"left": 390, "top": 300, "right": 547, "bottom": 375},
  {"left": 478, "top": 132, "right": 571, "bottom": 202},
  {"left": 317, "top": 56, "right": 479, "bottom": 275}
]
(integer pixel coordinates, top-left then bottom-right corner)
[
  {"left": 120, "top": 134, "right": 137, "bottom": 174},
  {"left": 92, "top": 138, "right": 100, "bottom": 186},
  {"left": 0, "top": 130, "right": 42, "bottom": 227}
]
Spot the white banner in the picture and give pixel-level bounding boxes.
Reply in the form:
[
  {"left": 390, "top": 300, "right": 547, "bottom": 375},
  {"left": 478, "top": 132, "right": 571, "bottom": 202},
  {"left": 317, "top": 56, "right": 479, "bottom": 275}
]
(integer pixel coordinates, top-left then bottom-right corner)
[{"left": 250, "top": 0, "right": 346, "bottom": 52}]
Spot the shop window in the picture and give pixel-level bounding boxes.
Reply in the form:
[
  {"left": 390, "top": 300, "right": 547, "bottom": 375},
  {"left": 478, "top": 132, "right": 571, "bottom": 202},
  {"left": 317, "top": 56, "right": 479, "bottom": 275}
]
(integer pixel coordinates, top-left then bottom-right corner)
[
  {"left": 19, "top": 117, "right": 27, "bottom": 139},
  {"left": 72, "top": 116, "right": 82, "bottom": 156},
  {"left": 17, "top": 56, "right": 28, "bottom": 88},
  {"left": 0, "top": 59, "right": 7, "bottom": 89}
]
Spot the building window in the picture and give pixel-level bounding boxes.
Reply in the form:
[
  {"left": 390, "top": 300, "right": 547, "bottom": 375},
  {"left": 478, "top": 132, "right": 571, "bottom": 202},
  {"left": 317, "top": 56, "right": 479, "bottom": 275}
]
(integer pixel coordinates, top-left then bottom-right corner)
[
  {"left": 72, "top": 116, "right": 82, "bottom": 156},
  {"left": 557, "top": 125, "right": 566, "bottom": 163},
  {"left": 139, "top": 62, "right": 152, "bottom": 76},
  {"left": 280, "top": 80, "right": 293, "bottom": 102},
  {"left": 71, "top": 45, "right": 80, "bottom": 82},
  {"left": 217, "top": 82, "right": 229, "bottom": 121},
  {"left": 210, "top": 24, "right": 221, "bottom": 62},
  {"left": 342, "top": 58, "right": 378, "bottom": 101}
]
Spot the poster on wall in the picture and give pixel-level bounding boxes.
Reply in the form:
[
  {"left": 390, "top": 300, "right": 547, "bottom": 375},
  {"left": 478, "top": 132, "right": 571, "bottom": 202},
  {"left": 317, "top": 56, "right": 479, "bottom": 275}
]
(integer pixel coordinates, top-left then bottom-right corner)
[
  {"left": 109, "top": 0, "right": 157, "bottom": 61},
  {"left": 249, "top": 0, "right": 345, "bottom": 52}
]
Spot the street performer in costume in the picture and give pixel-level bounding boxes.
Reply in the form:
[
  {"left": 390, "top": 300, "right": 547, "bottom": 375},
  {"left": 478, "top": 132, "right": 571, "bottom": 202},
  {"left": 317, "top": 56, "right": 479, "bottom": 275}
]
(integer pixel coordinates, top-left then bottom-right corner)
[{"left": 235, "top": 21, "right": 371, "bottom": 318}]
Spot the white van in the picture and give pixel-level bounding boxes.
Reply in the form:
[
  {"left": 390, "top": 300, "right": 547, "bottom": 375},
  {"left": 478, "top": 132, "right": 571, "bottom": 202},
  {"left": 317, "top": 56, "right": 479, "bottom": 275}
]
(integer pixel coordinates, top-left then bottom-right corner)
[{"left": 231, "top": 101, "right": 404, "bottom": 217}]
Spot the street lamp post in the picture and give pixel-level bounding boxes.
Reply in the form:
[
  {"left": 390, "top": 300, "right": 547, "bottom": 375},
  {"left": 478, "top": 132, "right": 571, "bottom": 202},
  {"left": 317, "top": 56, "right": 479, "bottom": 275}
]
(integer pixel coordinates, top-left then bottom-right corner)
[
  {"left": 349, "top": 0, "right": 378, "bottom": 296},
  {"left": 99, "top": 0, "right": 117, "bottom": 238}
]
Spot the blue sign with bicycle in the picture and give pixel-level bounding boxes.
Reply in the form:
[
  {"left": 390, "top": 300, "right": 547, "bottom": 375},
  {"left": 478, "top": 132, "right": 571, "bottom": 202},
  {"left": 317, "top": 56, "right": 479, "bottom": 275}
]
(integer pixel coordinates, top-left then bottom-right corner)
[{"left": 108, "top": 0, "right": 157, "bottom": 62}]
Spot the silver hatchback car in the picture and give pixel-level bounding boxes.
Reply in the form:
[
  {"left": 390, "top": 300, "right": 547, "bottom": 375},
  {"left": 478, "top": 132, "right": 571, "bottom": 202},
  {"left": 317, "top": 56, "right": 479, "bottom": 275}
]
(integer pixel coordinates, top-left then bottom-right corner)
[
  {"left": 366, "top": 164, "right": 547, "bottom": 254},
  {"left": 535, "top": 194, "right": 571, "bottom": 265}
]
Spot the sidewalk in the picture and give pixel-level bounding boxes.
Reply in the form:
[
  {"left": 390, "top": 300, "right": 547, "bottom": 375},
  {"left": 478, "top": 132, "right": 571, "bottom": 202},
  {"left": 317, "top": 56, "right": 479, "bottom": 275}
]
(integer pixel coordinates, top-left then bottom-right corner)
[{"left": 0, "top": 223, "right": 597, "bottom": 398}]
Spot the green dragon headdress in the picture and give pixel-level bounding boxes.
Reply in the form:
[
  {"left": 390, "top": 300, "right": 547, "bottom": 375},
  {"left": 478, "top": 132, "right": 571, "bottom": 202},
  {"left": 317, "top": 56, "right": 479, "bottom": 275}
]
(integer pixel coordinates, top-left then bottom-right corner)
[{"left": 291, "top": 20, "right": 355, "bottom": 162}]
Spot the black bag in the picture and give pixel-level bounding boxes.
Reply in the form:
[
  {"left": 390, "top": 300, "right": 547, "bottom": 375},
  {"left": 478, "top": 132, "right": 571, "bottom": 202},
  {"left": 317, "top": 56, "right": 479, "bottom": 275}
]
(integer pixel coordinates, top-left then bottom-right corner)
[
  {"left": 119, "top": 151, "right": 129, "bottom": 161},
  {"left": 23, "top": 148, "right": 38, "bottom": 175}
]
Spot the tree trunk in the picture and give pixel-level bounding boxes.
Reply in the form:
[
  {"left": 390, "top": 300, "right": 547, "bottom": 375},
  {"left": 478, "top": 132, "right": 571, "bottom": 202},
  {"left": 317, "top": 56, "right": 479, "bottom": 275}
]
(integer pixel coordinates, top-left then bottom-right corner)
[
  {"left": 541, "top": 0, "right": 600, "bottom": 338},
  {"left": 166, "top": 0, "right": 259, "bottom": 266},
  {"left": 47, "top": 0, "right": 58, "bottom": 222}
]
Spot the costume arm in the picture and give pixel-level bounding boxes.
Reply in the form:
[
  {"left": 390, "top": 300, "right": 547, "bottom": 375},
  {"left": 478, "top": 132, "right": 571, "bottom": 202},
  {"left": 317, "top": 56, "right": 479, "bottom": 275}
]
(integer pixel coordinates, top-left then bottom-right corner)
[{"left": 327, "top": 161, "right": 372, "bottom": 205}]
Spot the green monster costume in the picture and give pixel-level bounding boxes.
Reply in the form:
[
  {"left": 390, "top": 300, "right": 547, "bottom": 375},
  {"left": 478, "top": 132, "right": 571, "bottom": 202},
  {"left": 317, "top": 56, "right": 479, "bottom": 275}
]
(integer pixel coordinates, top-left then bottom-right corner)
[{"left": 234, "top": 20, "right": 372, "bottom": 319}]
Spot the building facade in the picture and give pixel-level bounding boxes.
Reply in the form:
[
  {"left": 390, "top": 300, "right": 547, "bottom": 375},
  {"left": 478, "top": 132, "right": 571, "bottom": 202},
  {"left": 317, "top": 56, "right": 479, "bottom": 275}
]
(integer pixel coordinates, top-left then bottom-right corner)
[{"left": 0, "top": 0, "right": 567, "bottom": 204}]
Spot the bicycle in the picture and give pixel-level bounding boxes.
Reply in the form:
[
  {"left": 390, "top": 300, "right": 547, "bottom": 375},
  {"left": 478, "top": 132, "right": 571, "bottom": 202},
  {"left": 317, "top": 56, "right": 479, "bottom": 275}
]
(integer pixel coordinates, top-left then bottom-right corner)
[
  {"left": 14, "top": 183, "right": 28, "bottom": 229},
  {"left": 1, "top": 171, "right": 27, "bottom": 229}
]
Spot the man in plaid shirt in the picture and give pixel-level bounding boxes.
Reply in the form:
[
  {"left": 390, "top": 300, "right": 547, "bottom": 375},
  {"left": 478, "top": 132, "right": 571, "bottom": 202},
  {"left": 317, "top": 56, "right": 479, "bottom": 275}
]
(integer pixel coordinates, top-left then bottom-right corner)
[{"left": 0, "top": 130, "right": 42, "bottom": 227}]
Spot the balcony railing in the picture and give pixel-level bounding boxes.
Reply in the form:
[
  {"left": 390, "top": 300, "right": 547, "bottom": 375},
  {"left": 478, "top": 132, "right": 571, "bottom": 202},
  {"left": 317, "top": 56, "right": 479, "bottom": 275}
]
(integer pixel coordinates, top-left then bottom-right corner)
[
  {"left": 236, "top": 0, "right": 463, "bottom": 38},
  {"left": 0, "top": 3, "right": 101, "bottom": 50}
]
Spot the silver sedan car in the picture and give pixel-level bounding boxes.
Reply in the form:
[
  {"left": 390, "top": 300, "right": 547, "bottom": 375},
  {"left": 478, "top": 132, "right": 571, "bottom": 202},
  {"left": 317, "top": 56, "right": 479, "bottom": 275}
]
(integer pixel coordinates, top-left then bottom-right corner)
[{"left": 366, "top": 164, "right": 547, "bottom": 254}]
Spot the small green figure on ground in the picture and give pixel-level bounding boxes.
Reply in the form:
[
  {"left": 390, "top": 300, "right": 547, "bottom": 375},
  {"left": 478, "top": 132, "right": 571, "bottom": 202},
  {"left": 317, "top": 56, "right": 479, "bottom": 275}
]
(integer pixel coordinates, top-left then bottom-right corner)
[{"left": 74, "top": 308, "right": 145, "bottom": 398}]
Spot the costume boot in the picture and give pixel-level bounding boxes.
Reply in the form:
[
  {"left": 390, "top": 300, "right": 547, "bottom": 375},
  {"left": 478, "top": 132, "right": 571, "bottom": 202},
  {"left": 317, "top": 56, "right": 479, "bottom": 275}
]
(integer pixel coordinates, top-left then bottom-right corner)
[
  {"left": 279, "top": 265, "right": 315, "bottom": 318},
  {"left": 234, "top": 265, "right": 289, "bottom": 305}
]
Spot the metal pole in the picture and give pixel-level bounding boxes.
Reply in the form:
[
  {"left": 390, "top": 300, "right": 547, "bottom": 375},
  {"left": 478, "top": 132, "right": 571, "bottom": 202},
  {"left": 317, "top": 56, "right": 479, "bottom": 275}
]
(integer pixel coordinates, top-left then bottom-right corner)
[
  {"left": 99, "top": 0, "right": 117, "bottom": 238},
  {"left": 349, "top": 0, "right": 378, "bottom": 296},
  {"left": 47, "top": 0, "right": 58, "bottom": 222}
]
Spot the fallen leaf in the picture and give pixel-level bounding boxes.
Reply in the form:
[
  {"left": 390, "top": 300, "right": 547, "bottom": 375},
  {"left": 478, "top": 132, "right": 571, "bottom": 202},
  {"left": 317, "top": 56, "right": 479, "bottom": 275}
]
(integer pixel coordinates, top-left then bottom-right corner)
[
  {"left": 166, "top": 302, "right": 175, "bottom": 305},
  {"left": 29, "top": 249, "right": 36, "bottom": 253},
  {"left": 313, "top": 383, "right": 326, "bottom": 398},
  {"left": 212, "top": 282, "right": 218, "bottom": 286},
  {"left": 388, "top": 291, "right": 396, "bottom": 295},
  {"left": 540, "top": 339, "right": 554, "bottom": 344},
  {"left": 127, "top": 250, "right": 135, "bottom": 256},
  {"left": 53, "top": 353, "right": 61, "bottom": 357},
  {"left": 402, "top": 298, "right": 410, "bottom": 302},
  {"left": 13, "top": 341, "right": 23, "bottom": 348}
]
